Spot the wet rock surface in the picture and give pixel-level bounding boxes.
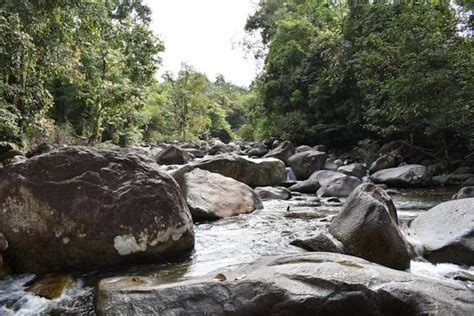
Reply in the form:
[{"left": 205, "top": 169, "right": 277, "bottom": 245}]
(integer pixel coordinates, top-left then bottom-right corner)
[
  {"left": 96, "top": 252, "right": 474, "bottom": 316},
  {"left": 329, "top": 184, "right": 411, "bottom": 270},
  {"left": 370, "top": 164, "right": 428, "bottom": 187},
  {"left": 410, "top": 198, "right": 474, "bottom": 266}
]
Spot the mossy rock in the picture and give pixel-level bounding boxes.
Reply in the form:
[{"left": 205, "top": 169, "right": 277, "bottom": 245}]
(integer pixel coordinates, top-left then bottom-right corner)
[{"left": 27, "top": 274, "right": 75, "bottom": 299}]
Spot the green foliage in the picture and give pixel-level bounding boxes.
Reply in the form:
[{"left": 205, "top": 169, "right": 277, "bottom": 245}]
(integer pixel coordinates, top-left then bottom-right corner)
[
  {"left": 246, "top": 0, "right": 474, "bottom": 155},
  {"left": 142, "top": 66, "right": 250, "bottom": 143},
  {"left": 1, "top": 0, "right": 163, "bottom": 146}
]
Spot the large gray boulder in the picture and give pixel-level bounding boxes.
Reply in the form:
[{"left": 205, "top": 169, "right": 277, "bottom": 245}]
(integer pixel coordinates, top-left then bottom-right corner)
[
  {"left": 410, "top": 198, "right": 474, "bottom": 265},
  {"left": 309, "top": 170, "right": 347, "bottom": 186},
  {"left": 247, "top": 143, "right": 268, "bottom": 158},
  {"left": 172, "top": 154, "right": 286, "bottom": 188},
  {"left": 288, "top": 179, "right": 321, "bottom": 193},
  {"left": 370, "top": 164, "right": 428, "bottom": 187},
  {"left": 369, "top": 153, "right": 400, "bottom": 174},
  {"left": 155, "top": 145, "right": 191, "bottom": 165},
  {"left": 0, "top": 147, "right": 194, "bottom": 273},
  {"left": 338, "top": 163, "right": 367, "bottom": 179},
  {"left": 329, "top": 184, "right": 411, "bottom": 270},
  {"left": 263, "top": 141, "right": 295, "bottom": 165},
  {"left": 255, "top": 186, "right": 291, "bottom": 200},
  {"left": 180, "top": 169, "right": 262, "bottom": 221},
  {"left": 287, "top": 151, "right": 327, "bottom": 180},
  {"left": 317, "top": 176, "right": 362, "bottom": 198},
  {"left": 96, "top": 252, "right": 474, "bottom": 315}
]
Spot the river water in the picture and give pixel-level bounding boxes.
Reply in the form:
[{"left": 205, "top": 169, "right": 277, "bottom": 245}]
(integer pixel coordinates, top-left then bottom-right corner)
[{"left": 1, "top": 188, "right": 472, "bottom": 315}]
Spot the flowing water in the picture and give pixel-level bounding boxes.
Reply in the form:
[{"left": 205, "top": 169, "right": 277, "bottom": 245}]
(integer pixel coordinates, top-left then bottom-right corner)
[{"left": 1, "top": 188, "right": 472, "bottom": 315}]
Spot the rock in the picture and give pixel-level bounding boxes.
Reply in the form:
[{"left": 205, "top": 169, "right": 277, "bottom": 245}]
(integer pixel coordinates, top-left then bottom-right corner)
[
  {"left": 432, "top": 173, "right": 474, "bottom": 187},
  {"left": 0, "top": 142, "right": 18, "bottom": 156},
  {"left": 410, "top": 198, "right": 474, "bottom": 266},
  {"left": 287, "top": 151, "right": 327, "bottom": 180},
  {"left": 180, "top": 142, "right": 200, "bottom": 149},
  {"left": 27, "top": 274, "right": 75, "bottom": 299},
  {"left": 288, "top": 180, "right": 321, "bottom": 193},
  {"left": 334, "top": 159, "right": 344, "bottom": 166},
  {"left": 290, "top": 232, "right": 344, "bottom": 253},
  {"left": 96, "top": 252, "right": 474, "bottom": 315},
  {"left": 263, "top": 141, "right": 295, "bottom": 165},
  {"left": 155, "top": 145, "right": 191, "bottom": 165},
  {"left": 211, "top": 129, "right": 232, "bottom": 144},
  {"left": 453, "top": 166, "right": 473, "bottom": 174},
  {"left": 369, "top": 154, "right": 398, "bottom": 174},
  {"left": 182, "top": 148, "right": 206, "bottom": 158},
  {"left": 247, "top": 144, "right": 268, "bottom": 158},
  {"left": 323, "top": 159, "right": 339, "bottom": 171},
  {"left": 452, "top": 186, "right": 474, "bottom": 200},
  {"left": 313, "top": 144, "right": 327, "bottom": 152},
  {"left": 462, "top": 176, "right": 474, "bottom": 187},
  {"left": 208, "top": 140, "right": 237, "bottom": 155},
  {"left": 317, "top": 176, "right": 362, "bottom": 198},
  {"left": 180, "top": 169, "right": 262, "bottom": 221},
  {"left": 295, "top": 145, "right": 312, "bottom": 153},
  {"left": 329, "top": 184, "right": 411, "bottom": 270},
  {"left": 337, "top": 163, "right": 367, "bottom": 179},
  {"left": 370, "top": 164, "right": 428, "bottom": 187},
  {"left": 172, "top": 154, "right": 286, "bottom": 188},
  {"left": 2, "top": 155, "right": 27, "bottom": 166},
  {"left": 0, "top": 149, "right": 24, "bottom": 163},
  {"left": 255, "top": 186, "right": 291, "bottom": 200},
  {"left": 308, "top": 170, "right": 346, "bottom": 187},
  {"left": 0, "top": 146, "right": 194, "bottom": 273}
]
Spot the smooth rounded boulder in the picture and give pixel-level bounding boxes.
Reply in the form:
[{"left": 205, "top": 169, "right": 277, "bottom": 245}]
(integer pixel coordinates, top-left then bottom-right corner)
[
  {"left": 154, "top": 145, "right": 191, "bottom": 165},
  {"left": 370, "top": 164, "right": 428, "bottom": 187},
  {"left": 96, "top": 252, "right": 474, "bottom": 315},
  {"left": 338, "top": 163, "right": 367, "bottom": 179},
  {"left": 287, "top": 150, "right": 327, "bottom": 180},
  {"left": 0, "top": 146, "right": 194, "bottom": 273},
  {"left": 410, "top": 198, "right": 474, "bottom": 265},
  {"left": 255, "top": 186, "right": 291, "bottom": 200},
  {"left": 328, "top": 183, "right": 411, "bottom": 270},
  {"left": 172, "top": 154, "right": 286, "bottom": 188},
  {"left": 180, "top": 169, "right": 262, "bottom": 221},
  {"left": 369, "top": 154, "right": 398, "bottom": 174},
  {"left": 263, "top": 141, "right": 295, "bottom": 165},
  {"left": 317, "top": 175, "right": 361, "bottom": 198}
]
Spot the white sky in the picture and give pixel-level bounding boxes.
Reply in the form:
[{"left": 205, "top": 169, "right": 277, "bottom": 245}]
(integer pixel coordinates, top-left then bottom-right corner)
[{"left": 144, "top": 0, "right": 259, "bottom": 87}]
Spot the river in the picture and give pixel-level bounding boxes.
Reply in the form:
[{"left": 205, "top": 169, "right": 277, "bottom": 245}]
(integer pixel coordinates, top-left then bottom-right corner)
[{"left": 1, "top": 188, "right": 472, "bottom": 315}]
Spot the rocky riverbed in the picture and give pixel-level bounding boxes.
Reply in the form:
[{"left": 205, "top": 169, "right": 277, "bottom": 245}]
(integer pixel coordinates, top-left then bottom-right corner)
[
  {"left": 0, "top": 187, "right": 472, "bottom": 315},
  {"left": 0, "top": 141, "right": 473, "bottom": 314}
]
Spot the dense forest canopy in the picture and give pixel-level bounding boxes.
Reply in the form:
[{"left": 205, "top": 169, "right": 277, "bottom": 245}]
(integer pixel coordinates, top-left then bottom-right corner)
[
  {"left": 243, "top": 0, "right": 474, "bottom": 158},
  {"left": 1, "top": 0, "right": 473, "bottom": 160}
]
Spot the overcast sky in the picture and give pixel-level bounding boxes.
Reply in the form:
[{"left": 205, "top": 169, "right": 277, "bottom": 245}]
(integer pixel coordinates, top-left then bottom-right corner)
[{"left": 144, "top": 0, "right": 259, "bottom": 87}]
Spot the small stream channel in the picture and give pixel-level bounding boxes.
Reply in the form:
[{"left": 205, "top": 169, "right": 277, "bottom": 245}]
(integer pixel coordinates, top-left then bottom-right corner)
[{"left": 1, "top": 188, "right": 472, "bottom": 315}]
